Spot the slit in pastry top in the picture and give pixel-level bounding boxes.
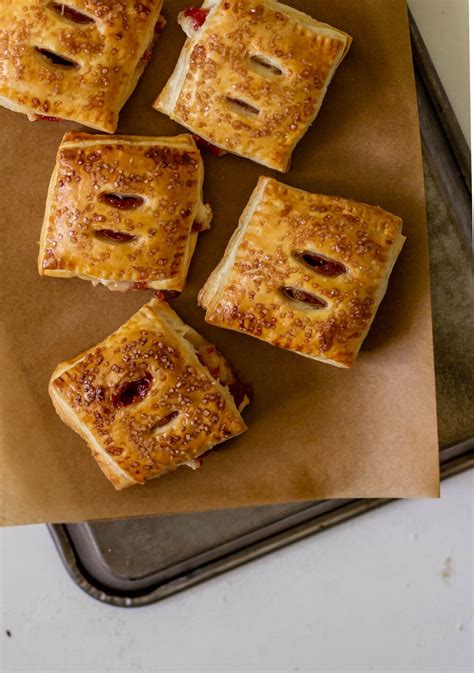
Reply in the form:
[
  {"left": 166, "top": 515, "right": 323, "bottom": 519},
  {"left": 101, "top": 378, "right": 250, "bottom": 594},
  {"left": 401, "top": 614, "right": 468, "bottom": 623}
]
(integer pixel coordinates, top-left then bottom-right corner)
[
  {"left": 150, "top": 410, "right": 180, "bottom": 434},
  {"left": 294, "top": 251, "right": 347, "bottom": 277},
  {"left": 112, "top": 372, "right": 153, "bottom": 408},
  {"left": 249, "top": 54, "right": 283, "bottom": 76},
  {"left": 280, "top": 286, "right": 327, "bottom": 308},
  {"left": 226, "top": 97, "right": 260, "bottom": 116},
  {"left": 93, "top": 229, "right": 137, "bottom": 244},
  {"left": 98, "top": 192, "right": 145, "bottom": 211},
  {"left": 34, "top": 47, "right": 79, "bottom": 69}
]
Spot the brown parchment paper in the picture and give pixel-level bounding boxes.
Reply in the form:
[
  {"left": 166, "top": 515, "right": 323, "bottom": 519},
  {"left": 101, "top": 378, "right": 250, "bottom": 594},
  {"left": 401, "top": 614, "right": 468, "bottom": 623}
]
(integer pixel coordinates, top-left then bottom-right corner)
[{"left": 0, "top": 0, "right": 440, "bottom": 526}]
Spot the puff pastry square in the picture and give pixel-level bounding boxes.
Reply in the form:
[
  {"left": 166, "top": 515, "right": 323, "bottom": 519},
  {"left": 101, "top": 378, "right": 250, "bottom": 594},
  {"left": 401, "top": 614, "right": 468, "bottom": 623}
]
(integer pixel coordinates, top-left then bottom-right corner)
[
  {"left": 0, "top": 0, "right": 163, "bottom": 132},
  {"left": 153, "top": 0, "right": 351, "bottom": 172},
  {"left": 49, "top": 299, "right": 248, "bottom": 489},
  {"left": 199, "top": 177, "right": 406, "bottom": 368},
  {"left": 38, "top": 132, "right": 212, "bottom": 292}
]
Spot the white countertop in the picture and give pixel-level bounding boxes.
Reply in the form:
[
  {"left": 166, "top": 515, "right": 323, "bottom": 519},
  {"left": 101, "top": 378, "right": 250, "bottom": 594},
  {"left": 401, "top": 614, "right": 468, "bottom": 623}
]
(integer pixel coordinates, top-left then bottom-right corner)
[
  {"left": 1, "top": 472, "right": 472, "bottom": 672},
  {"left": 408, "top": 0, "right": 470, "bottom": 145},
  {"left": 1, "top": 4, "right": 471, "bottom": 672}
]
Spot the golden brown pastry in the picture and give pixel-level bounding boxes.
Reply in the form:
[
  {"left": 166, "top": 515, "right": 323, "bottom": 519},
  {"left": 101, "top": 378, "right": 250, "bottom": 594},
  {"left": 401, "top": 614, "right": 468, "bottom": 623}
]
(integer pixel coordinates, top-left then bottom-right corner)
[
  {"left": 199, "top": 177, "right": 406, "bottom": 368},
  {"left": 49, "top": 298, "right": 249, "bottom": 490},
  {"left": 153, "top": 0, "right": 351, "bottom": 172},
  {"left": 0, "top": 0, "right": 164, "bottom": 132},
  {"left": 38, "top": 131, "right": 212, "bottom": 292}
]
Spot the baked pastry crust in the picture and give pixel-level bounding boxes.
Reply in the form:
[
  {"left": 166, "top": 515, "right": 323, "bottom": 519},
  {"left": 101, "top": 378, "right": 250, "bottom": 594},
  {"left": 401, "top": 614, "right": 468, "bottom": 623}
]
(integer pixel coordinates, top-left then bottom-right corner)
[
  {"left": 153, "top": 0, "right": 351, "bottom": 172},
  {"left": 0, "top": 0, "right": 163, "bottom": 132},
  {"left": 38, "top": 131, "right": 212, "bottom": 292},
  {"left": 49, "top": 299, "right": 248, "bottom": 490},
  {"left": 199, "top": 177, "right": 405, "bottom": 368}
]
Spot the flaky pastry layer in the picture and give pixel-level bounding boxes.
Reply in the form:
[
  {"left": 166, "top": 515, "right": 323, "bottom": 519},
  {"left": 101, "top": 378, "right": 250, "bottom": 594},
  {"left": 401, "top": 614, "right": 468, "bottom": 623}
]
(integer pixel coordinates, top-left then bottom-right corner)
[
  {"left": 38, "top": 132, "right": 212, "bottom": 291},
  {"left": 199, "top": 177, "right": 405, "bottom": 367},
  {"left": 49, "top": 299, "right": 248, "bottom": 489},
  {"left": 153, "top": 0, "right": 351, "bottom": 171},
  {"left": 0, "top": 0, "right": 163, "bottom": 132}
]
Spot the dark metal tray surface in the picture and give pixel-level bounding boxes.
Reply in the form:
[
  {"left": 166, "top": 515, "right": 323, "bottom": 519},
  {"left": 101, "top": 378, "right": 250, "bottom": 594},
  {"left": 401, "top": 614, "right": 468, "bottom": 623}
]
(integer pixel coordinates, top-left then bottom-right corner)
[
  {"left": 48, "top": 13, "right": 473, "bottom": 607},
  {"left": 50, "top": 442, "right": 473, "bottom": 607}
]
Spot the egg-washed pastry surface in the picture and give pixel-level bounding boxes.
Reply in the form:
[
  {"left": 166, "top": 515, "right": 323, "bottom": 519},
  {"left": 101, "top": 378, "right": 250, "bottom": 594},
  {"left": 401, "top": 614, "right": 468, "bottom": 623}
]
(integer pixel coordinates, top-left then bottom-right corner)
[
  {"left": 153, "top": 0, "right": 351, "bottom": 172},
  {"left": 0, "top": 0, "right": 164, "bottom": 132},
  {"left": 49, "top": 299, "right": 249, "bottom": 490},
  {"left": 39, "top": 132, "right": 212, "bottom": 292},
  {"left": 199, "top": 177, "right": 405, "bottom": 368}
]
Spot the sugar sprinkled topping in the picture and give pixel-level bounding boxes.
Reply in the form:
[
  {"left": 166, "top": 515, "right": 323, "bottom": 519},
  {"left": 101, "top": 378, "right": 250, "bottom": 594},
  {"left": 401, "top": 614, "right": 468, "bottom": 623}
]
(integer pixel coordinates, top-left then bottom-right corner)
[{"left": 52, "top": 301, "right": 246, "bottom": 484}]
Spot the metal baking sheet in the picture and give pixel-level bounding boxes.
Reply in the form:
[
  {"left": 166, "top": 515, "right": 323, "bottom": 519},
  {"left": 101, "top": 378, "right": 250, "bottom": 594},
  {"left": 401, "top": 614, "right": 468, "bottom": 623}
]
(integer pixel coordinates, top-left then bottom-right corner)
[
  {"left": 48, "top": 14, "right": 473, "bottom": 607},
  {"left": 50, "top": 442, "right": 473, "bottom": 606}
]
